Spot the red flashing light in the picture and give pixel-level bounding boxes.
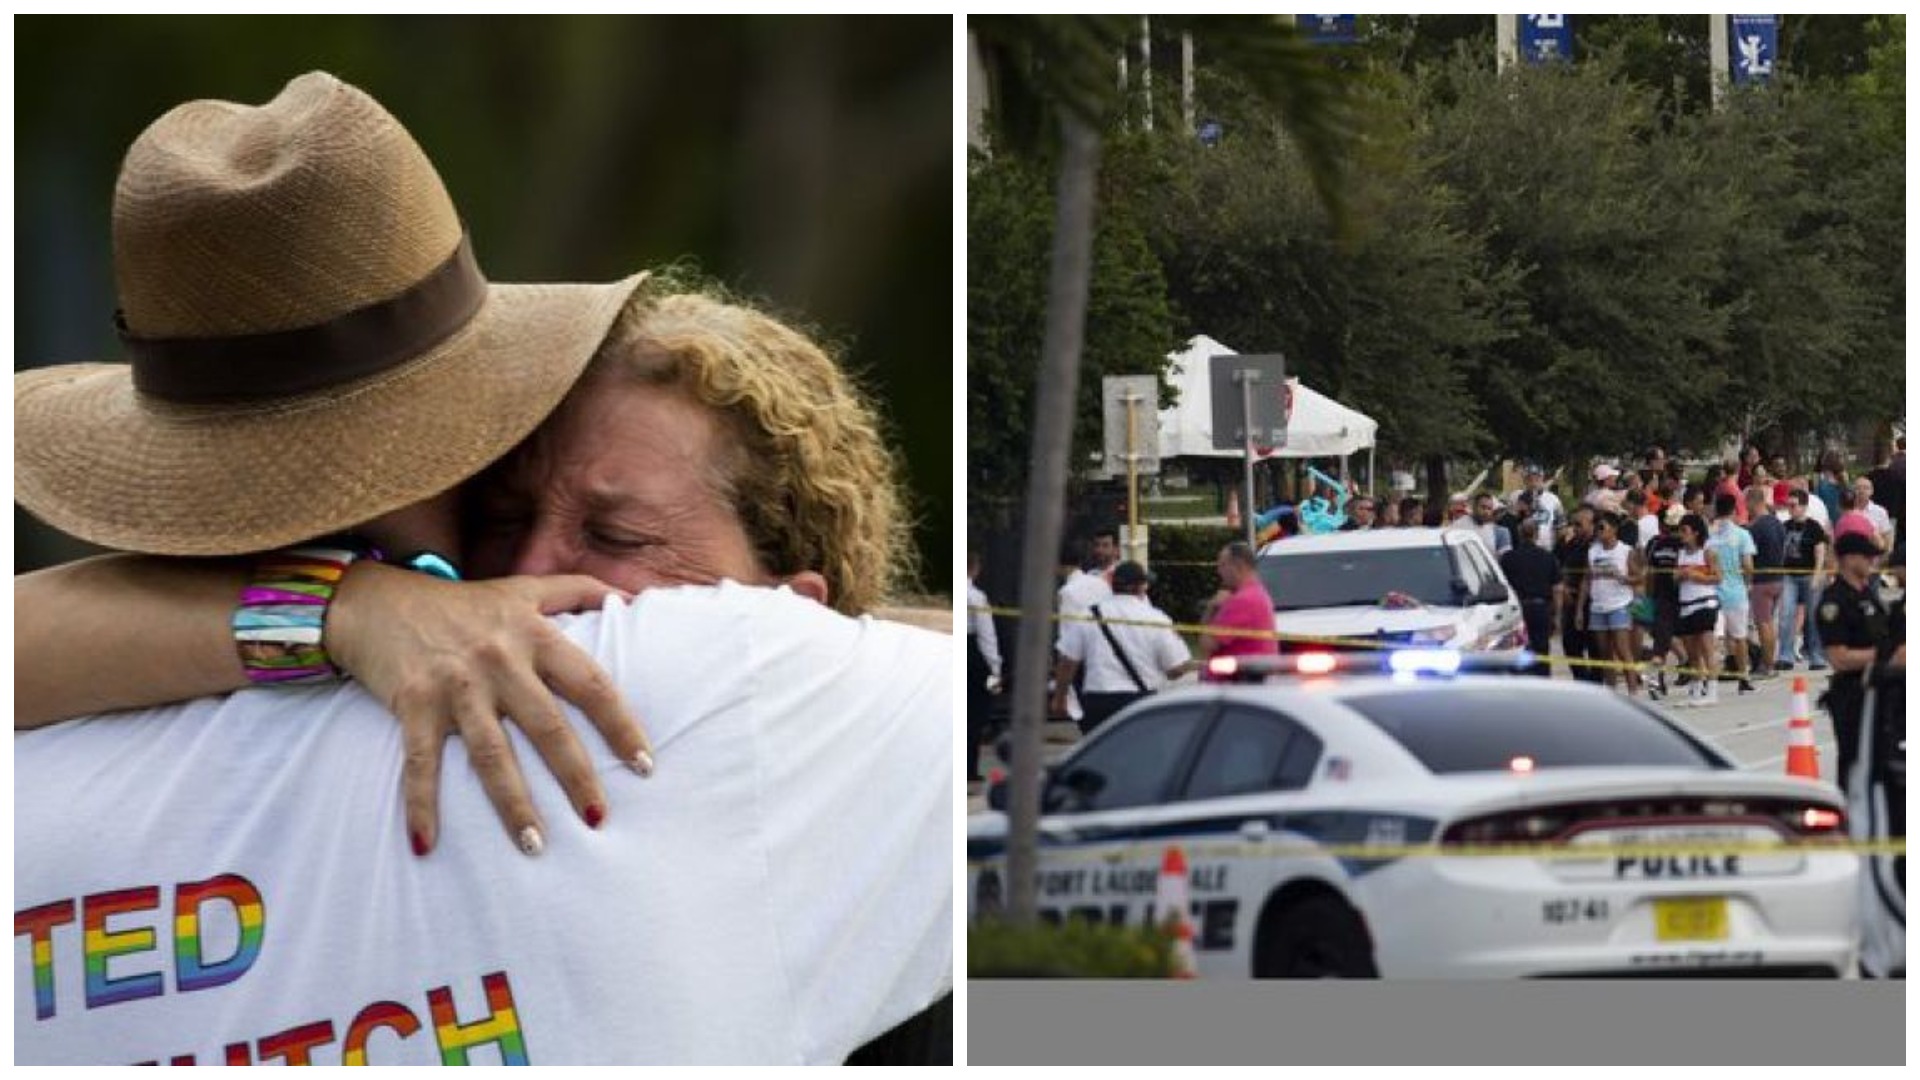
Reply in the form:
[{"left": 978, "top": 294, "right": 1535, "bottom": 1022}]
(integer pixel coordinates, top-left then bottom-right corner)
[
  {"left": 1800, "top": 807, "right": 1843, "bottom": 832},
  {"left": 1297, "top": 651, "right": 1338, "bottom": 676}
]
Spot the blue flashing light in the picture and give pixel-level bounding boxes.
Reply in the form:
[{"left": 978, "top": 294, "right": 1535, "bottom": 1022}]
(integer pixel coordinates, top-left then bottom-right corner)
[{"left": 1388, "top": 649, "right": 1463, "bottom": 676}]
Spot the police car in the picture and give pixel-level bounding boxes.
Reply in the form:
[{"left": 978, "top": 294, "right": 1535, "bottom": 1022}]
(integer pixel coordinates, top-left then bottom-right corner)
[
  {"left": 1256, "top": 528, "right": 1525, "bottom": 652},
  {"left": 968, "top": 651, "right": 1859, "bottom": 978}
]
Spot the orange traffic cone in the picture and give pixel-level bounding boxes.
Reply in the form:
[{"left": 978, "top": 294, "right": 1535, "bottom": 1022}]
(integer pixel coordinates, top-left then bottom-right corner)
[
  {"left": 1225, "top": 489, "right": 1242, "bottom": 531},
  {"left": 1785, "top": 677, "right": 1821, "bottom": 781},
  {"left": 1154, "top": 846, "right": 1197, "bottom": 979}
]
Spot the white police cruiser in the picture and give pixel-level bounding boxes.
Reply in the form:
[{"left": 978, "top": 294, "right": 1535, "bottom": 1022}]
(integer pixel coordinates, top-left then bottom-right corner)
[{"left": 968, "top": 651, "right": 1858, "bottom": 977}]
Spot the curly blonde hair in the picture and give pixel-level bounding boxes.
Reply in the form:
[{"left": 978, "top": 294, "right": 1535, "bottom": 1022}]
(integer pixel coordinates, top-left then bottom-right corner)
[{"left": 589, "top": 284, "right": 913, "bottom": 615}]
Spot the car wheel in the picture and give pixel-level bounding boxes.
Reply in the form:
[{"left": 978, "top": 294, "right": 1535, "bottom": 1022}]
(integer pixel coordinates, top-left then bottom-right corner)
[{"left": 1257, "top": 894, "right": 1378, "bottom": 978}]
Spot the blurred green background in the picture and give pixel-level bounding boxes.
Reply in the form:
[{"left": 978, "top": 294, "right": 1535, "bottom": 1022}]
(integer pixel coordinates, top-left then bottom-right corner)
[{"left": 14, "top": 14, "right": 952, "bottom": 593}]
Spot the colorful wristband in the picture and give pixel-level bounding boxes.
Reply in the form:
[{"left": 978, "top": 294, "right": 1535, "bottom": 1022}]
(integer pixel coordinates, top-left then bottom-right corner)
[{"left": 232, "top": 543, "right": 365, "bottom": 685}]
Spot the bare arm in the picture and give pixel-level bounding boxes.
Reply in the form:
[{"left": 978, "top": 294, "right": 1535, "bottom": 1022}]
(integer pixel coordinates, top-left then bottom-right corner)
[
  {"left": 15, "top": 554, "right": 649, "bottom": 856},
  {"left": 16, "top": 555, "right": 245, "bottom": 730},
  {"left": 1049, "top": 656, "right": 1078, "bottom": 716}
]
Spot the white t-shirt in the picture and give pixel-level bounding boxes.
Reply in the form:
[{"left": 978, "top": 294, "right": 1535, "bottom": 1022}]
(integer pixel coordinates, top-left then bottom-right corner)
[
  {"left": 13, "top": 583, "right": 950, "bottom": 1065},
  {"left": 1053, "top": 569, "right": 1113, "bottom": 720},
  {"left": 1056, "top": 568, "right": 1112, "bottom": 616},
  {"left": 1056, "top": 593, "right": 1191, "bottom": 694},
  {"left": 1586, "top": 540, "right": 1635, "bottom": 614},
  {"left": 1635, "top": 513, "right": 1659, "bottom": 552},
  {"left": 966, "top": 581, "right": 1001, "bottom": 679},
  {"left": 1677, "top": 548, "right": 1718, "bottom": 612},
  {"left": 1862, "top": 501, "right": 1894, "bottom": 544}
]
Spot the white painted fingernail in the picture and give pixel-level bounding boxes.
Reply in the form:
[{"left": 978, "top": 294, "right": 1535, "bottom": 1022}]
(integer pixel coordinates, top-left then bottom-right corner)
[
  {"left": 517, "top": 825, "right": 545, "bottom": 857},
  {"left": 629, "top": 750, "right": 655, "bottom": 778}
]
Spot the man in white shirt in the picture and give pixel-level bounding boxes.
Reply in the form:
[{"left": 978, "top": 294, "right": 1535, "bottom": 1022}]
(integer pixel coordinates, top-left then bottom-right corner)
[
  {"left": 1523, "top": 464, "right": 1566, "bottom": 535},
  {"left": 1051, "top": 535, "right": 1116, "bottom": 725},
  {"left": 1050, "top": 561, "right": 1196, "bottom": 735},
  {"left": 1853, "top": 476, "right": 1896, "bottom": 553},
  {"left": 966, "top": 550, "right": 1002, "bottom": 781},
  {"left": 14, "top": 583, "right": 951, "bottom": 1065}
]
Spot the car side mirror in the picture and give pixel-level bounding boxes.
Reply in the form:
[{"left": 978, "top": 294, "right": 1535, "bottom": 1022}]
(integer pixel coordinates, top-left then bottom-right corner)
[
  {"left": 1478, "top": 582, "right": 1510, "bottom": 605},
  {"left": 1450, "top": 577, "right": 1472, "bottom": 599}
]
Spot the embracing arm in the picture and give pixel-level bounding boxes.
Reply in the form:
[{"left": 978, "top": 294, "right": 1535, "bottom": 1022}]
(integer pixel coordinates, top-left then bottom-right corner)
[
  {"left": 17, "top": 555, "right": 245, "bottom": 730},
  {"left": 15, "top": 554, "right": 651, "bottom": 855}
]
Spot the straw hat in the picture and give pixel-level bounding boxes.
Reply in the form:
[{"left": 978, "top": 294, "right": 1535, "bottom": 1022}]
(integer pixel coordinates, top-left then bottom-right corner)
[{"left": 15, "top": 72, "right": 645, "bottom": 556}]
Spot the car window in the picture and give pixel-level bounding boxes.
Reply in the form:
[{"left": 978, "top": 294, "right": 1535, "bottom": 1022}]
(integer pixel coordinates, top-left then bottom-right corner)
[
  {"left": 1048, "top": 703, "right": 1211, "bottom": 813},
  {"left": 1259, "top": 544, "right": 1459, "bottom": 611},
  {"left": 1343, "top": 687, "right": 1729, "bottom": 773},
  {"left": 1452, "top": 540, "right": 1484, "bottom": 592},
  {"left": 1464, "top": 542, "right": 1506, "bottom": 600},
  {"left": 1184, "top": 705, "right": 1323, "bottom": 800}
]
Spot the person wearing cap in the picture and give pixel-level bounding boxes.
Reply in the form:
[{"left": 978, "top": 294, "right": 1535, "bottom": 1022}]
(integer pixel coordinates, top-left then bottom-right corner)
[
  {"left": 1815, "top": 531, "right": 1905, "bottom": 799},
  {"left": 1584, "top": 463, "right": 1624, "bottom": 515},
  {"left": 1642, "top": 504, "right": 1689, "bottom": 700},
  {"left": 1523, "top": 465, "right": 1565, "bottom": 535},
  {"left": 13, "top": 73, "right": 948, "bottom": 1064},
  {"left": 1817, "top": 531, "right": 1906, "bottom": 979},
  {"left": 1050, "top": 561, "right": 1196, "bottom": 735}
]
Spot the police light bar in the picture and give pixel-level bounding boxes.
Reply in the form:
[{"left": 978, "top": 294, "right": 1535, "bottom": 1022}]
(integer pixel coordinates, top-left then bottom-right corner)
[{"left": 1207, "top": 649, "right": 1536, "bottom": 682}]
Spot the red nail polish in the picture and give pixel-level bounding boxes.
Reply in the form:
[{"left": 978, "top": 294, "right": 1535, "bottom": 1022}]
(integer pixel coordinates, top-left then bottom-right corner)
[
  {"left": 411, "top": 830, "right": 430, "bottom": 857},
  {"left": 584, "top": 803, "right": 605, "bottom": 829}
]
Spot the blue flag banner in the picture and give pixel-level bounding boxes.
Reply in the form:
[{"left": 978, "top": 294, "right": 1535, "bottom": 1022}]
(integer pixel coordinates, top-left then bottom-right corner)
[
  {"left": 1298, "top": 15, "right": 1357, "bottom": 45},
  {"left": 1520, "top": 15, "right": 1571, "bottom": 64},
  {"left": 1730, "top": 15, "right": 1777, "bottom": 86}
]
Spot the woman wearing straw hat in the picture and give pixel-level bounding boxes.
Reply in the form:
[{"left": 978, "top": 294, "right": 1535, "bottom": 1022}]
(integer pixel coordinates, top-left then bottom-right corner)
[
  {"left": 15, "top": 72, "right": 948, "bottom": 1064},
  {"left": 19, "top": 65, "right": 926, "bottom": 835}
]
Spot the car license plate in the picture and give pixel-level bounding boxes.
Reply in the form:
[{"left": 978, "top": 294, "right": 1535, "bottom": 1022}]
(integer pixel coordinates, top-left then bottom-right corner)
[{"left": 1654, "top": 897, "right": 1728, "bottom": 942}]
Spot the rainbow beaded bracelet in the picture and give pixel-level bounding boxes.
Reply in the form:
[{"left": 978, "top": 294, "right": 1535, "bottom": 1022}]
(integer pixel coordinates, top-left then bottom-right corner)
[{"left": 232, "top": 543, "right": 366, "bottom": 684}]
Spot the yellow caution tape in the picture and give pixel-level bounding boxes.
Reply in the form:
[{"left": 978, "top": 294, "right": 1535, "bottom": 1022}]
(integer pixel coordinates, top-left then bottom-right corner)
[
  {"left": 970, "top": 604, "right": 1801, "bottom": 679},
  {"left": 966, "top": 837, "right": 1906, "bottom": 865}
]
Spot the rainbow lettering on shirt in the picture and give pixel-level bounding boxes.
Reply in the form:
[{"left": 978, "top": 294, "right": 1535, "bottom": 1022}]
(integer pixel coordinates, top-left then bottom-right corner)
[
  {"left": 173, "top": 874, "right": 265, "bottom": 992},
  {"left": 14, "top": 900, "right": 76, "bottom": 1020},
  {"left": 83, "top": 886, "right": 164, "bottom": 1009},
  {"left": 429, "top": 971, "right": 529, "bottom": 1065},
  {"left": 343, "top": 1001, "right": 423, "bottom": 1064}
]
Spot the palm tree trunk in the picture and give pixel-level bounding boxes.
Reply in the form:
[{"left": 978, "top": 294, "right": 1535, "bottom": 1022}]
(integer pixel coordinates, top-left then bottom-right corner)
[{"left": 1006, "top": 112, "right": 1101, "bottom": 925}]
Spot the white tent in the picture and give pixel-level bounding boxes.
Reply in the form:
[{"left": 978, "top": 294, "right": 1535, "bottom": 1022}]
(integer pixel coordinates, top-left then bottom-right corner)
[{"left": 1157, "top": 334, "right": 1379, "bottom": 463}]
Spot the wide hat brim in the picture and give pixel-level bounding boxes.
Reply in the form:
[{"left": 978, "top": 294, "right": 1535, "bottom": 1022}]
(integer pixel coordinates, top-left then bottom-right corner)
[{"left": 16, "top": 274, "right": 645, "bottom": 557}]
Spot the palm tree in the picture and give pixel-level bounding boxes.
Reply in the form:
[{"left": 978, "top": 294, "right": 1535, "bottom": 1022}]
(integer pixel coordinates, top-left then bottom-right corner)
[{"left": 968, "top": 15, "right": 1368, "bottom": 924}]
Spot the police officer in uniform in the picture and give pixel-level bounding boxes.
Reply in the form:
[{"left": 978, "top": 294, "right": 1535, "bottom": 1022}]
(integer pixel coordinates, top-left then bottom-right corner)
[
  {"left": 1816, "top": 532, "right": 1905, "bottom": 979},
  {"left": 1816, "top": 533, "right": 1900, "bottom": 794}
]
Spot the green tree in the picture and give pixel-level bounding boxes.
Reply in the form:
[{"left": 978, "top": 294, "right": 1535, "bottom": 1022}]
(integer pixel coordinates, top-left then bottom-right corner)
[
  {"left": 966, "top": 148, "right": 1177, "bottom": 527},
  {"left": 1141, "top": 67, "right": 1512, "bottom": 476},
  {"left": 1419, "top": 53, "right": 1735, "bottom": 462},
  {"left": 969, "top": 14, "right": 1364, "bottom": 926}
]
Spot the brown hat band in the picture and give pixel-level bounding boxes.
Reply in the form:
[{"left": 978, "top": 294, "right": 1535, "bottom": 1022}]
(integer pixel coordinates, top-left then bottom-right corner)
[{"left": 121, "top": 233, "right": 487, "bottom": 404}]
